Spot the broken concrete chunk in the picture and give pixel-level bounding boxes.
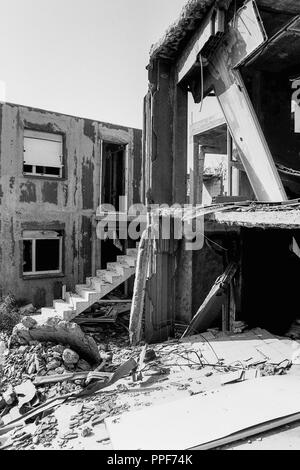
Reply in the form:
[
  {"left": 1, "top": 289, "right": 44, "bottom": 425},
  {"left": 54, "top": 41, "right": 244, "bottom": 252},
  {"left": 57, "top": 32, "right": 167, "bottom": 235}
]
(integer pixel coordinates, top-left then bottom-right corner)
[
  {"left": 99, "top": 351, "right": 113, "bottom": 363},
  {"left": 81, "top": 427, "right": 93, "bottom": 438},
  {"left": 19, "top": 304, "right": 36, "bottom": 316},
  {"left": 63, "top": 348, "right": 79, "bottom": 365},
  {"left": 52, "top": 344, "right": 65, "bottom": 354},
  {"left": 46, "top": 360, "right": 61, "bottom": 371},
  {"left": 15, "top": 380, "right": 36, "bottom": 409},
  {"left": 11, "top": 318, "right": 101, "bottom": 365},
  {"left": 3, "top": 385, "right": 16, "bottom": 405},
  {"left": 144, "top": 349, "right": 157, "bottom": 363},
  {"left": 77, "top": 359, "right": 91, "bottom": 371}
]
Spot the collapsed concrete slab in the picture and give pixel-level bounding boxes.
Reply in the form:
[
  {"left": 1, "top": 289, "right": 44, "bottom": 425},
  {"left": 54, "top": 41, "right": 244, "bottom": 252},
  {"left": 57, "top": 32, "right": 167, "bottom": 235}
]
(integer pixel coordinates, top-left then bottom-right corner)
[{"left": 11, "top": 317, "right": 101, "bottom": 366}]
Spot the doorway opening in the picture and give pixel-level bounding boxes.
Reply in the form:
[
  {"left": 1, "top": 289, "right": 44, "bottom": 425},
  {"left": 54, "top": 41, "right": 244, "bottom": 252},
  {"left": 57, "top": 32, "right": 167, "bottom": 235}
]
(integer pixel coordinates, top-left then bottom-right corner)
[{"left": 102, "top": 142, "right": 126, "bottom": 211}]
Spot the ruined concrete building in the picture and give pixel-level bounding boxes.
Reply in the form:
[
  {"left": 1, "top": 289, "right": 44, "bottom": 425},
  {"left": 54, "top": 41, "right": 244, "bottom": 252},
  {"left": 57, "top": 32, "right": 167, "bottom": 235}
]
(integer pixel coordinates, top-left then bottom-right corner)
[
  {"left": 0, "top": 102, "right": 142, "bottom": 308},
  {"left": 142, "top": 0, "right": 300, "bottom": 342}
]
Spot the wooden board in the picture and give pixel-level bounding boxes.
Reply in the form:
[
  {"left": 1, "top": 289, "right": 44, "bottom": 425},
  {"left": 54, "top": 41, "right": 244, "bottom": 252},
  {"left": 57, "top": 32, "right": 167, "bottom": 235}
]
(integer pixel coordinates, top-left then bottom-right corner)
[{"left": 106, "top": 375, "right": 300, "bottom": 450}]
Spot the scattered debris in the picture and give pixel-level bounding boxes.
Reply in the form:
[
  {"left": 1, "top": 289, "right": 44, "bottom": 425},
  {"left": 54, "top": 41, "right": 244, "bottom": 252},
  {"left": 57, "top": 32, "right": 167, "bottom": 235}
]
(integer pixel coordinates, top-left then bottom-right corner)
[
  {"left": 232, "top": 321, "right": 248, "bottom": 334},
  {"left": 11, "top": 317, "right": 101, "bottom": 365},
  {"left": 81, "top": 426, "right": 93, "bottom": 437},
  {"left": 0, "top": 324, "right": 297, "bottom": 450}
]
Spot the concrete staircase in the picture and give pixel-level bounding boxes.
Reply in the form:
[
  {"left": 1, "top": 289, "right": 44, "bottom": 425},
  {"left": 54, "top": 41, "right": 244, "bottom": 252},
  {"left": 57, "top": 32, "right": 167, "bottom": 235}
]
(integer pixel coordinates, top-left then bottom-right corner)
[{"left": 38, "top": 247, "right": 139, "bottom": 324}]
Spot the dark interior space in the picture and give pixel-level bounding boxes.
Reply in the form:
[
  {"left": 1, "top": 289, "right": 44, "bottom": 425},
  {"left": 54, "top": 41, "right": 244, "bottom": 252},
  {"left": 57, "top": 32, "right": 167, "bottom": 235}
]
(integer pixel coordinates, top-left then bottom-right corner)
[
  {"left": 258, "top": 7, "right": 297, "bottom": 39},
  {"left": 192, "top": 231, "right": 240, "bottom": 327},
  {"left": 241, "top": 66, "right": 300, "bottom": 197},
  {"left": 100, "top": 238, "right": 124, "bottom": 269},
  {"left": 35, "top": 239, "right": 60, "bottom": 272},
  {"left": 102, "top": 142, "right": 125, "bottom": 211},
  {"left": 23, "top": 237, "right": 61, "bottom": 274},
  {"left": 239, "top": 10, "right": 300, "bottom": 198},
  {"left": 240, "top": 227, "right": 300, "bottom": 335}
]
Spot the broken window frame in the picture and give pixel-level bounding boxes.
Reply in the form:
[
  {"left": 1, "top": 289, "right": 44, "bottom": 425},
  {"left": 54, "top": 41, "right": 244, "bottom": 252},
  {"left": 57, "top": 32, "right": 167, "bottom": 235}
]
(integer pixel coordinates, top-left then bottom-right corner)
[
  {"left": 23, "top": 129, "right": 64, "bottom": 179},
  {"left": 22, "top": 230, "right": 63, "bottom": 276}
]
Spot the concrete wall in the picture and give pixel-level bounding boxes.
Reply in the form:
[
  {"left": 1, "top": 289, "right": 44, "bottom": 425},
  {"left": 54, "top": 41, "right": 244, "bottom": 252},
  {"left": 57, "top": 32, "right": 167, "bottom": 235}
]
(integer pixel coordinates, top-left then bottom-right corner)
[{"left": 0, "top": 102, "right": 142, "bottom": 307}]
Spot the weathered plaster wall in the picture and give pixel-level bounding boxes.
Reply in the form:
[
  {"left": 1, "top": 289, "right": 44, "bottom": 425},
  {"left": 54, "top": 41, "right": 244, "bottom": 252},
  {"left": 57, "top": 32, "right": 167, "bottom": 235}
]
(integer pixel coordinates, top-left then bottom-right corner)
[{"left": 0, "top": 103, "right": 142, "bottom": 307}]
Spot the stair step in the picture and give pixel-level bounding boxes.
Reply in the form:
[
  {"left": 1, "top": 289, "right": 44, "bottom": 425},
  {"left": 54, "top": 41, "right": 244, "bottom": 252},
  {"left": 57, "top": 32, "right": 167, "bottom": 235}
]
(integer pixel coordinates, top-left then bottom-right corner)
[
  {"left": 106, "top": 262, "right": 130, "bottom": 276},
  {"left": 126, "top": 248, "right": 139, "bottom": 257},
  {"left": 38, "top": 246, "right": 139, "bottom": 322},
  {"left": 89, "top": 277, "right": 104, "bottom": 292},
  {"left": 65, "top": 292, "right": 86, "bottom": 306},
  {"left": 41, "top": 307, "right": 57, "bottom": 316},
  {"left": 53, "top": 300, "right": 74, "bottom": 314},
  {"left": 96, "top": 270, "right": 121, "bottom": 284},
  {"left": 75, "top": 285, "right": 98, "bottom": 300},
  {"left": 117, "top": 255, "right": 137, "bottom": 267},
  {"left": 85, "top": 277, "right": 93, "bottom": 288}
]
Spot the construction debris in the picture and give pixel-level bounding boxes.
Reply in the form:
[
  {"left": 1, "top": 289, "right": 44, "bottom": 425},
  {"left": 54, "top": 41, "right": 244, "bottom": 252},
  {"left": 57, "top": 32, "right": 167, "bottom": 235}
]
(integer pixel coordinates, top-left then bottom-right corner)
[
  {"left": 0, "top": 324, "right": 297, "bottom": 450},
  {"left": 11, "top": 317, "right": 101, "bottom": 365},
  {"left": 232, "top": 321, "right": 248, "bottom": 334}
]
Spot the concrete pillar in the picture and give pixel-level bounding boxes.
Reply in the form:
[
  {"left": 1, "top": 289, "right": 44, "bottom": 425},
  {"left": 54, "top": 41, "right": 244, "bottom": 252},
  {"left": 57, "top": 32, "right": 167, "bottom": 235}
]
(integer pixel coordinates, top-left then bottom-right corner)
[
  {"left": 148, "top": 59, "right": 174, "bottom": 205},
  {"left": 227, "top": 129, "right": 233, "bottom": 196},
  {"left": 144, "top": 59, "right": 190, "bottom": 342}
]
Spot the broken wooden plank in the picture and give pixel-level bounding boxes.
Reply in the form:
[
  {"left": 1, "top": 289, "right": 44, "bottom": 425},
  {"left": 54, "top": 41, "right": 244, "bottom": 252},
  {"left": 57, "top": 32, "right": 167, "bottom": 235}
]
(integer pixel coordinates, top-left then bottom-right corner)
[
  {"left": 33, "top": 371, "right": 112, "bottom": 386},
  {"left": 76, "top": 317, "right": 116, "bottom": 325},
  {"left": 182, "top": 263, "right": 238, "bottom": 337}
]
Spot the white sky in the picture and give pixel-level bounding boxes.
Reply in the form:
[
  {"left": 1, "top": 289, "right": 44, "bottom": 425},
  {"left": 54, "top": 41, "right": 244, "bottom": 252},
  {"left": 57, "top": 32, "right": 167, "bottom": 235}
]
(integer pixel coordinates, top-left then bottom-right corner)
[{"left": 0, "top": 0, "right": 187, "bottom": 129}]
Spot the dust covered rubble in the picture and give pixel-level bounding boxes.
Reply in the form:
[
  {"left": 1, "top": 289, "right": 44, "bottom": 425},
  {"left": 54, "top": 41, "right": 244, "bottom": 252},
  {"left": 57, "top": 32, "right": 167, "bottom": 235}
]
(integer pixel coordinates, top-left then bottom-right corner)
[{"left": 0, "top": 316, "right": 296, "bottom": 450}]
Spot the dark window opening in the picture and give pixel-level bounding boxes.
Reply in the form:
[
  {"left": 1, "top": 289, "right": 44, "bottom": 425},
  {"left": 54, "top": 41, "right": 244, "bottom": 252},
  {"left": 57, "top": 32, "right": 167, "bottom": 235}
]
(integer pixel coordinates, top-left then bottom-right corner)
[
  {"left": 102, "top": 142, "right": 126, "bottom": 211},
  {"left": 22, "top": 231, "right": 63, "bottom": 276},
  {"left": 44, "top": 166, "right": 60, "bottom": 176},
  {"left": 23, "top": 165, "right": 33, "bottom": 174},
  {"left": 23, "top": 240, "right": 33, "bottom": 273},
  {"left": 35, "top": 239, "right": 60, "bottom": 272}
]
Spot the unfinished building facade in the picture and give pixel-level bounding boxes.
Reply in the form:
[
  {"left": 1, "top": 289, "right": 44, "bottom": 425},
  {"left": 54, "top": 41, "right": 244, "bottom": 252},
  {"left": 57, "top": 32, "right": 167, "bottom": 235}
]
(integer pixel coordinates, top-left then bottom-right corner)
[
  {"left": 0, "top": 102, "right": 142, "bottom": 308},
  {"left": 142, "top": 0, "right": 300, "bottom": 342}
]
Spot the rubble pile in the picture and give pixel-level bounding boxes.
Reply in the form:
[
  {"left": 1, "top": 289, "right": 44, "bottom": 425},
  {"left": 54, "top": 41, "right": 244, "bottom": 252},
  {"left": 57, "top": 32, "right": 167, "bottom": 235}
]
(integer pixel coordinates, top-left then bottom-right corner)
[
  {"left": 0, "top": 311, "right": 297, "bottom": 451},
  {"left": 11, "top": 316, "right": 101, "bottom": 365},
  {"left": 0, "top": 342, "right": 94, "bottom": 399},
  {"left": 10, "top": 414, "right": 59, "bottom": 450}
]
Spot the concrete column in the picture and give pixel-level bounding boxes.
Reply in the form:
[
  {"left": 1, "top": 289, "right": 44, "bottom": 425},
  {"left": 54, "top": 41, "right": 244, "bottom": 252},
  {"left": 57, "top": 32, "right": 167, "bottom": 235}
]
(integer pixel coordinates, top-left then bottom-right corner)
[
  {"left": 173, "top": 83, "right": 188, "bottom": 205},
  {"left": 227, "top": 129, "right": 233, "bottom": 196},
  {"left": 148, "top": 59, "right": 174, "bottom": 205}
]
